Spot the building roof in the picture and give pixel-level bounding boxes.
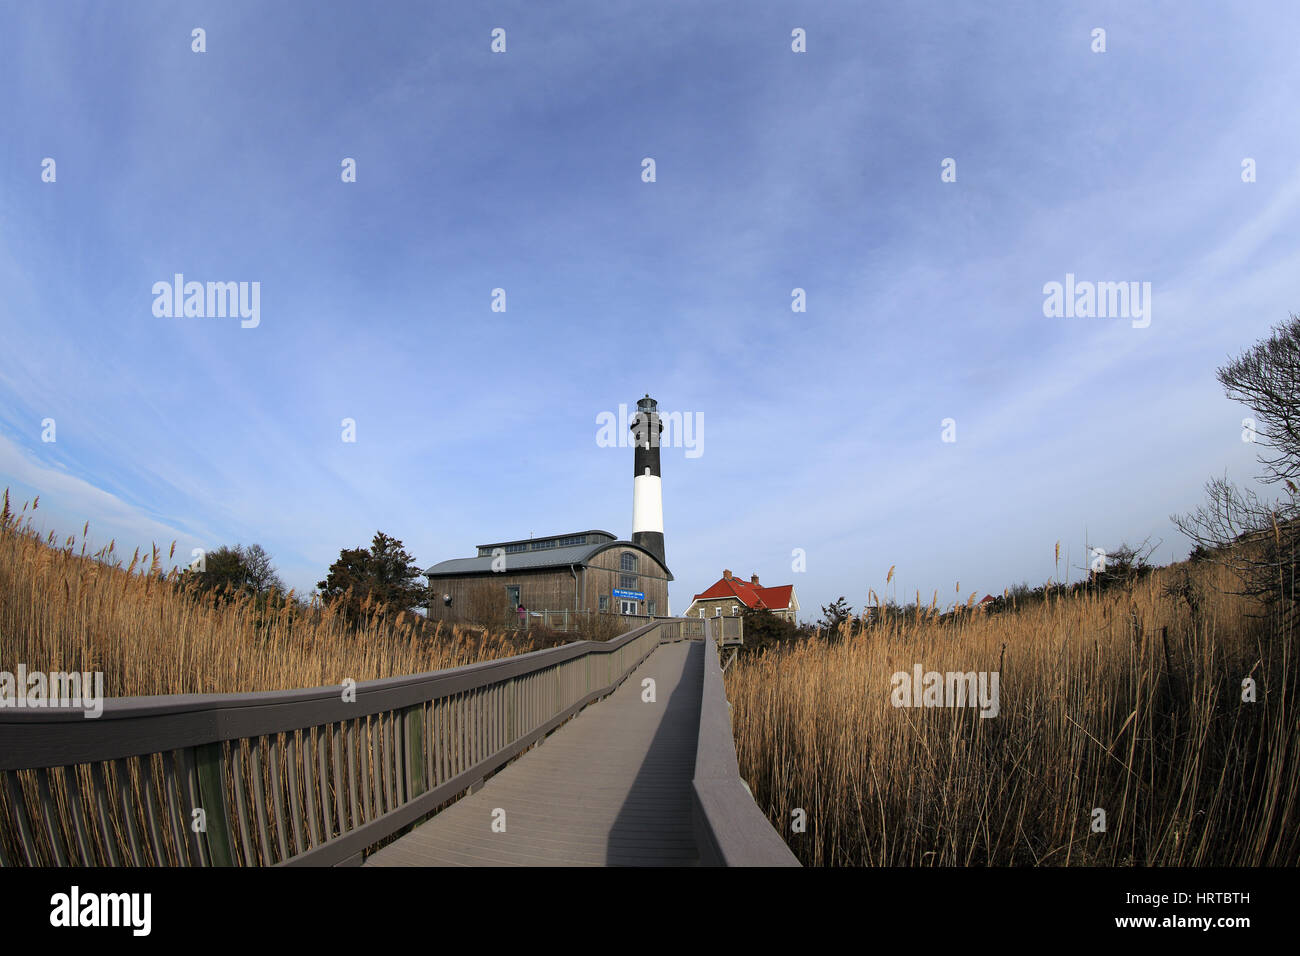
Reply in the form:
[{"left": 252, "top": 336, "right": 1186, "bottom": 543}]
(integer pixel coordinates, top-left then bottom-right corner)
[
  {"left": 426, "top": 538, "right": 672, "bottom": 580},
  {"left": 475, "top": 530, "right": 617, "bottom": 552},
  {"left": 691, "top": 576, "right": 795, "bottom": 611}
]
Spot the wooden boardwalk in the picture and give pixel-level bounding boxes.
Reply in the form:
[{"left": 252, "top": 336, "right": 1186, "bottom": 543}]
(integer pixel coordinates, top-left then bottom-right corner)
[{"left": 365, "top": 639, "right": 705, "bottom": 866}]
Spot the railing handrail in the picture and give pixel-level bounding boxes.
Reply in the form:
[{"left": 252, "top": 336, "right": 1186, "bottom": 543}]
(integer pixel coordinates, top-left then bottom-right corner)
[
  {"left": 0, "top": 621, "right": 676, "bottom": 868},
  {"left": 0, "top": 614, "right": 795, "bottom": 867},
  {"left": 692, "top": 619, "right": 800, "bottom": 866},
  {"left": 0, "top": 623, "right": 660, "bottom": 771}
]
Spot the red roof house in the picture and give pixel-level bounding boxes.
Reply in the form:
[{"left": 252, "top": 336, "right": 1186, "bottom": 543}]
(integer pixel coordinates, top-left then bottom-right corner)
[{"left": 685, "top": 570, "right": 800, "bottom": 623}]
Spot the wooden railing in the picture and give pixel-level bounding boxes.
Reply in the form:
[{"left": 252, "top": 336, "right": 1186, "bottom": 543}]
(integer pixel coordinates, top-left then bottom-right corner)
[
  {"left": 693, "top": 619, "right": 799, "bottom": 866},
  {"left": 0, "top": 615, "right": 791, "bottom": 867},
  {"left": 0, "top": 620, "right": 683, "bottom": 867},
  {"left": 714, "top": 616, "right": 743, "bottom": 646}
]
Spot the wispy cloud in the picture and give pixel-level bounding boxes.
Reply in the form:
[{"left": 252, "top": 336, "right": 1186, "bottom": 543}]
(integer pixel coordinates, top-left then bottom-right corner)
[{"left": 1, "top": 1, "right": 1297, "bottom": 617}]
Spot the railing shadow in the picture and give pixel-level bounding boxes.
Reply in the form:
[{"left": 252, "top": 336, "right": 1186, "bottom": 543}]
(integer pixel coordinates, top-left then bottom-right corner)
[{"left": 604, "top": 639, "right": 704, "bottom": 866}]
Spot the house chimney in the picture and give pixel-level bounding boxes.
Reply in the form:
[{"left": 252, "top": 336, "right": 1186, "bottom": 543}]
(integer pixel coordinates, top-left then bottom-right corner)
[
  {"left": 723, "top": 569, "right": 732, "bottom": 580},
  {"left": 751, "top": 573, "right": 760, "bottom": 585},
  {"left": 630, "top": 394, "right": 666, "bottom": 566}
]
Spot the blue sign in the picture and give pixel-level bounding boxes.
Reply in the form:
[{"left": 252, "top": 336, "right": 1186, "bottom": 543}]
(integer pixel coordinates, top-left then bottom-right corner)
[{"left": 612, "top": 588, "right": 645, "bottom": 600}]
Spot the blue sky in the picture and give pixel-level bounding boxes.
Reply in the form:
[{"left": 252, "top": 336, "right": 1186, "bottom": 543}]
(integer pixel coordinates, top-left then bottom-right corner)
[{"left": 1, "top": 1, "right": 1297, "bottom": 621}]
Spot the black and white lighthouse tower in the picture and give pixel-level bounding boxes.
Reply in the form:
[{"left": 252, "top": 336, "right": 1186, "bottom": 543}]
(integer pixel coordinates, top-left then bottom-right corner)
[{"left": 630, "top": 394, "right": 666, "bottom": 566}]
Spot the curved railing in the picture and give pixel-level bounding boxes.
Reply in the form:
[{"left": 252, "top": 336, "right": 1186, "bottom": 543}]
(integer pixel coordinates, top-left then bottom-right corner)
[
  {"left": 1, "top": 615, "right": 796, "bottom": 866},
  {"left": 0, "top": 621, "right": 676, "bottom": 867},
  {"left": 693, "top": 620, "right": 800, "bottom": 866}
]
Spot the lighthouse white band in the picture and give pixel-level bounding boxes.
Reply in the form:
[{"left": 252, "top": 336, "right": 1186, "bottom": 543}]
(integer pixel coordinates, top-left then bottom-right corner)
[{"left": 632, "top": 474, "right": 663, "bottom": 533}]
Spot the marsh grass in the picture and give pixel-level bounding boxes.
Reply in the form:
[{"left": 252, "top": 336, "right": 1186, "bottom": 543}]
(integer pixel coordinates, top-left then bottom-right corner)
[
  {"left": 727, "top": 560, "right": 1299, "bottom": 866},
  {"left": 0, "top": 493, "right": 567, "bottom": 866},
  {"left": 0, "top": 490, "right": 538, "bottom": 697}
]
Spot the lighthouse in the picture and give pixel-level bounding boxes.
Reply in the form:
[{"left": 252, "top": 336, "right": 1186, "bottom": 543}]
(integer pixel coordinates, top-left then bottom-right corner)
[{"left": 630, "top": 394, "right": 666, "bottom": 567}]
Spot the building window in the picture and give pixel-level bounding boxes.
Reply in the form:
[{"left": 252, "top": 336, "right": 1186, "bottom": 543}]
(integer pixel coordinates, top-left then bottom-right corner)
[
  {"left": 648, "top": 600, "right": 656, "bottom": 617},
  {"left": 619, "top": 573, "right": 637, "bottom": 590},
  {"left": 620, "top": 552, "right": 637, "bottom": 573},
  {"left": 505, "top": 543, "right": 527, "bottom": 554},
  {"left": 505, "top": 585, "right": 520, "bottom": 608},
  {"left": 598, "top": 595, "right": 608, "bottom": 612},
  {"left": 714, "top": 607, "right": 721, "bottom": 617},
  {"left": 556, "top": 535, "right": 586, "bottom": 547},
  {"left": 732, "top": 605, "right": 739, "bottom": 616},
  {"left": 619, "top": 599, "right": 639, "bottom": 615}
]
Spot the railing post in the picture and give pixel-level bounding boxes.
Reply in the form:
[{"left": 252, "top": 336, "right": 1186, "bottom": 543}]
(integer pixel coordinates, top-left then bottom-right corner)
[
  {"left": 194, "top": 743, "right": 236, "bottom": 866},
  {"left": 404, "top": 705, "right": 426, "bottom": 798},
  {"left": 507, "top": 677, "right": 515, "bottom": 743}
]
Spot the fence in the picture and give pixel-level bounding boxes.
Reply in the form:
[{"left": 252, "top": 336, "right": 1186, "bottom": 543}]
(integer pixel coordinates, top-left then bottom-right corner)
[
  {"left": 713, "top": 616, "right": 743, "bottom": 646},
  {"left": 0, "top": 614, "right": 791, "bottom": 867},
  {"left": 520, "top": 609, "right": 656, "bottom": 634},
  {"left": 0, "top": 620, "right": 690, "bottom": 867},
  {"left": 694, "top": 618, "right": 798, "bottom": 866}
]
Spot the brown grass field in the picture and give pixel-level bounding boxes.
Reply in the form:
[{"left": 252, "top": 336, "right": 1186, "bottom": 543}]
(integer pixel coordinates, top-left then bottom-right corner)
[
  {"left": 4, "top": 491, "right": 1297, "bottom": 866},
  {"left": 726, "top": 560, "right": 1299, "bottom": 865},
  {"left": 0, "top": 493, "right": 536, "bottom": 698}
]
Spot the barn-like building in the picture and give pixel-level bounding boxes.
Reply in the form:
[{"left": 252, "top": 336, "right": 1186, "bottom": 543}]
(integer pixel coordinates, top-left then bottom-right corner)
[
  {"left": 425, "top": 395, "right": 672, "bottom": 629},
  {"left": 424, "top": 530, "right": 672, "bottom": 628}
]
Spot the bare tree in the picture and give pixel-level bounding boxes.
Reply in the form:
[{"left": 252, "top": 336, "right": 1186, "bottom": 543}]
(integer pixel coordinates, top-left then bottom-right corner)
[
  {"left": 1174, "top": 314, "right": 1300, "bottom": 624},
  {"left": 1216, "top": 313, "right": 1300, "bottom": 485},
  {"left": 575, "top": 611, "right": 624, "bottom": 643},
  {"left": 243, "top": 543, "right": 286, "bottom": 595}
]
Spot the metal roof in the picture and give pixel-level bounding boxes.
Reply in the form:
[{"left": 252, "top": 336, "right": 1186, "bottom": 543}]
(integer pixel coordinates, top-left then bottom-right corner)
[
  {"left": 426, "top": 539, "right": 672, "bottom": 580},
  {"left": 475, "top": 529, "right": 617, "bottom": 551}
]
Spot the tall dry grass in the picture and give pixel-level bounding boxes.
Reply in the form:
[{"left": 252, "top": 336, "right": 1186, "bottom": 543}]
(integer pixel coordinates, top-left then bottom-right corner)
[
  {"left": 0, "top": 494, "right": 588, "bottom": 866},
  {"left": 727, "top": 560, "right": 1299, "bottom": 866},
  {"left": 0, "top": 492, "right": 535, "bottom": 697}
]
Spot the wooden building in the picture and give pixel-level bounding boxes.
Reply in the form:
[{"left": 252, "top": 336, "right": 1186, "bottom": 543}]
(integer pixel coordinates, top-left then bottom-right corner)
[
  {"left": 425, "top": 529, "right": 673, "bottom": 628},
  {"left": 426, "top": 394, "right": 675, "bottom": 630}
]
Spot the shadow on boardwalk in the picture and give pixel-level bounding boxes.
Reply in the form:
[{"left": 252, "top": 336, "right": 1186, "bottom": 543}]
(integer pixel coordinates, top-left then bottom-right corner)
[
  {"left": 605, "top": 639, "right": 702, "bottom": 865},
  {"left": 365, "top": 639, "right": 704, "bottom": 866}
]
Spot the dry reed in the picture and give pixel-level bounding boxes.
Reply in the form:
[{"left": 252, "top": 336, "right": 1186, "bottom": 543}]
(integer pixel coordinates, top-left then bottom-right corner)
[
  {"left": 727, "top": 560, "right": 1299, "bottom": 866},
  {"left": 0, "top": 491, "right": 534, "bottom": 697}
]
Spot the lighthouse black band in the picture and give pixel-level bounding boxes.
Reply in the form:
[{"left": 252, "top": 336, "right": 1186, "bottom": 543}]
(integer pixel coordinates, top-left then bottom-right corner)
[
  {"left": 633, "top": 531, "right": 665, "bottom": 565},
  {"left": 631, "top": 412, "right": 662, "bottom": 477}
]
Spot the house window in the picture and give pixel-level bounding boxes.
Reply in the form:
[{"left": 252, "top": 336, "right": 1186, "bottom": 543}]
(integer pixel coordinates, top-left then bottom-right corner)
[
  {"left": 732, "top": 605, "right": 739, "bottom": 616},
  {"left": 619, "top": 573, "right": 638, "bottom": 590},
  {"left": 648, "top": 600, "right": 656, "bottom": 616},
  {"left": 505, "top": 585, "right": 520, "bottom": 608},
  {"left": 620, "top": 552, "right": 637, "bottom": 573},
  {"left": 714, "top": 607, "right": 721, "bottom": 617},
  {"left": 598, "top": 595, "right": 608, "bottom": 612},
  {"left": 619, "top": 599, "right": 639, "bottom": 615}
]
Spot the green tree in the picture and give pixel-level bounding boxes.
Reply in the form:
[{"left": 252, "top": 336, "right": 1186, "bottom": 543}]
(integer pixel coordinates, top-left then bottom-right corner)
[
  {"left": 819, "top": 596, "right": 852, "bottom": 631},
  {"left": 740, "top": 606, "right": 802, "bottom": 655},
  {"left": 317, "top": 532, "right": 425, "bottom": 621}
]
